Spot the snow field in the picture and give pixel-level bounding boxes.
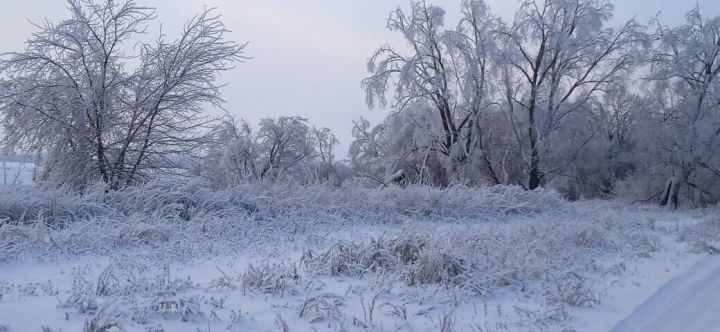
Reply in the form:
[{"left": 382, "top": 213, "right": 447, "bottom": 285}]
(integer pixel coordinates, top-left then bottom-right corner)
[{"left": 0, "top": 183, "right": 717, "bottom": 331}]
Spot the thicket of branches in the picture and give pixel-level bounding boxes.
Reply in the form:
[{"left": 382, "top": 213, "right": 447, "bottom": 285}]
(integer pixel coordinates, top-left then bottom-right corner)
[
  {"left": 1, "top": 0, "right": 720, "bottom": 208},
  {"left": 196, "top": 116, "right": 347, "bottom": 187}
]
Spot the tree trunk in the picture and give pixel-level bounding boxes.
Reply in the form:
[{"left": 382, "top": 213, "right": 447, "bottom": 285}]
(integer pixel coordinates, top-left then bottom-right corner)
[
  {"left": 660, "top": 176, "right": 679, "bottom": 209},
  {"left": 528, "top": 144, "right": 540, "bottom": 190},
  {"left": 502, "top": 149, "right": 512, "bottom": 185},
  {"left": 527, "top": 82, "right": 541, "bottom": 190},
  {"left": 527, "top": 111, "right": 541, "bottom": 190}
]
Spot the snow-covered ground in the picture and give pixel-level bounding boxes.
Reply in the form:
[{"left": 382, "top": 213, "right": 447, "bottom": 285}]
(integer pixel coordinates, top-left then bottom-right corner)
[
  {"left": 610, "top": 254, "right": 720, "bottom": 332},
  {"left": 0, "top": 183, "right": 717, "bottom": 331}
]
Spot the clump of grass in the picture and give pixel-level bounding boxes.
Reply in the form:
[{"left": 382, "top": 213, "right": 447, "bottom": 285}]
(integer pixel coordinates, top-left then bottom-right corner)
[{"left": 242, "top": 261, "right": 300, "bottom": 296}]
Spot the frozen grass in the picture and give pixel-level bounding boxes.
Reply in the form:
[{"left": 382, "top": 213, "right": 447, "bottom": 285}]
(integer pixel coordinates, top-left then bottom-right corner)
[
  {"left": 0, "top": 180, "right": 566, "bottom": 224},
  {"left": 0, "top": 181, "right": 717, "bottom": 331},
  {"left": 302, "top": 212, "right": 660, "bottom": 307},
  {"left": 677, "top": 213, "right": 720, "bottom": 254},
  {"left": 0, "top": 181, "right": 567, "bottom": 261}
]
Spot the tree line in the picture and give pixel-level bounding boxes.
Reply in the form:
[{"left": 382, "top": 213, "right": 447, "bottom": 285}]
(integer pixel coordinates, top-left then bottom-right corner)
[
  {"left": 1, "top": 0, "right": 719, "bottom": 207},
  {"left": 354, "top": 0, "right": 720, "bottom": 207}
]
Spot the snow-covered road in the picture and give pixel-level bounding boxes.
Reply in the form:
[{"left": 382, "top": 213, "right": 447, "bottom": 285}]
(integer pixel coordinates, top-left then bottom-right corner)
[{"left": 611, "top": 254, "right": 720, "bottom": 332}]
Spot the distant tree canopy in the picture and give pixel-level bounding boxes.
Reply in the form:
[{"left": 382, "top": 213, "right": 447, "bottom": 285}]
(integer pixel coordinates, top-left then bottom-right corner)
[
  {"left": 0, "top": 0, "right": 247, "bottom": 190},
  {"left": 199, "top": 116, "right": 342, "bottom": 187}
]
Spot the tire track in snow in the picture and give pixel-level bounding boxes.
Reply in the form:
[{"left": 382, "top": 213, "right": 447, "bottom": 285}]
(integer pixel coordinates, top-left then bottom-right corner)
[{"left": 611, "top": 254, "right": 720, "bottom": 332}]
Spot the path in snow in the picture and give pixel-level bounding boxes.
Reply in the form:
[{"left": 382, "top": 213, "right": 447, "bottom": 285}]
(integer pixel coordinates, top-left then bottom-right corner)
[{"left": 610, "top": 253, "right": 720, "bottom": 332}]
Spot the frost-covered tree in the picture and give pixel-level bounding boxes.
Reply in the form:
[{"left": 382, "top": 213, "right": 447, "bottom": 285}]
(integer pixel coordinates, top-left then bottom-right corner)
[
  {"left": 349, "top": 110, "right": 452, "bottom": 187},
  {"left": 361, "top": 1, "right": 458, "bottom": 186},
  {"left": 445, "top": 0, "right": 505, "bottom": 185},
  {"left": 363, "top": 2, "right": 456, "bottom": 154},
  {"left": 311, "top": 126, "right": 339, "bottom": 182},
  {"left": 199, "top": 118, "right": 258, "bottom": 186},
  {"left": 256, "top": 116, "right": 314, "bottom": 180},
  {"left": 0, "top": 0, "right": 246, "bottom": 190},
  {"left": 200, "top": 116, "right": 341, "bottom": 186},
  {"left": 544, "top": 88, "right": 640, "bottom": 199},
  {"left": 362, "top": 0, "right": 502, "bottom": 186},
  {"left": 349, "top": 117, "right": 388, "bottom": 184},
  {"left": 641, "top": 6, "right": 720, "bottom": 206},
  {"left": 497, "top": 0, "right": 644, "bottom": 190}
]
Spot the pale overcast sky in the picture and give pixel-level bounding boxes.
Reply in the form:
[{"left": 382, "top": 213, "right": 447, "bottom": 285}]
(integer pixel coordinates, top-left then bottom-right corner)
[{"left": 1, "top": 0, "right": 719, "bottom": 157}]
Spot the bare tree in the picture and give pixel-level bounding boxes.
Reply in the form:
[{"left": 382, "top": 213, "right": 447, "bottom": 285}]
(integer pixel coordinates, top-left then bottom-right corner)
[{"left": 0, "top": 0, "right": 247, "bottom": 190}]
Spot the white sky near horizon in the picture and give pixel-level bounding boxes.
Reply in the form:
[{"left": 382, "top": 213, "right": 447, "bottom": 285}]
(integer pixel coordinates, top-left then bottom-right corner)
[{"left": 1, "top": 0, "right": 719, "bottom": 159}]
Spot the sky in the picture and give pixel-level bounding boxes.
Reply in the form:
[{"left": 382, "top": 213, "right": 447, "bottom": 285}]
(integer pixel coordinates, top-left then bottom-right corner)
[{"left": 1, "top": 0, "right": 720, "bottom": 158}]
